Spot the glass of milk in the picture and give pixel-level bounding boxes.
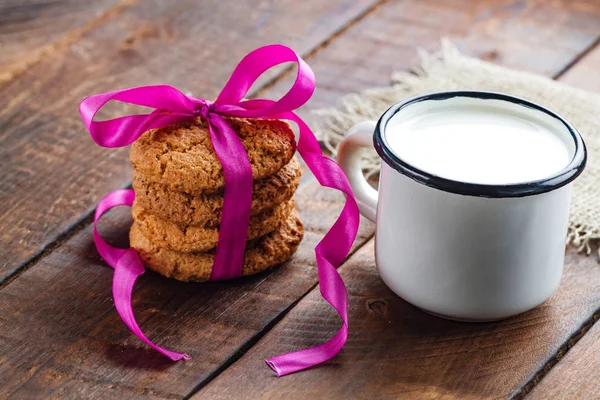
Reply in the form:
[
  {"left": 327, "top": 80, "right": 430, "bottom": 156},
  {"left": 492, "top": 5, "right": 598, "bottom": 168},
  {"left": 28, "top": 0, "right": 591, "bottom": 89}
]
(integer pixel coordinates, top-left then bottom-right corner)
[{"left": 337, "top": 91, "right": 587, "bottom": 321}]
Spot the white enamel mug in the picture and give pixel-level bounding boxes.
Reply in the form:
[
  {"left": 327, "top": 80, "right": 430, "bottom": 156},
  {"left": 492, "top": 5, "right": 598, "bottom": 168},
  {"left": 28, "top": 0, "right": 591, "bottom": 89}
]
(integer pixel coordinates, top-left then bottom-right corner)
[{"left": 337, "top": 91, "right": 587, "bottom": 321}]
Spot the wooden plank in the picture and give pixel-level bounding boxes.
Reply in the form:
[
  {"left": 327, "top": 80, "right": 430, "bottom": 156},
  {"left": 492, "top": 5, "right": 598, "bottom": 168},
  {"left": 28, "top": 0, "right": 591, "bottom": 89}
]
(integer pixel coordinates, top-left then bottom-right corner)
[
  {"left": 528, "top": 318, "right": 600, "bottom": 399},
  {"left": 1, "top": 1, "right": 598, "bottom": 398},
  {"left": 0, "top": 181, "right": 375, "bottom": 399},
  {"left": 260, "top": 0, "right": 600, "bottom": 127},
  {"left": 0, "top": 0, "right": 381, "bottom": 281},
  {"left": 194, "top": 243, "right": 600, "bottom": 400},
  {"left": 0, "top": 180, "right": 373, "bottom": 399},
  {"left": 560, "top": 44, "right": 600, "bottom": 92},
  {"left": 0, "top": 0, "right": 125, "bottom": 83}
]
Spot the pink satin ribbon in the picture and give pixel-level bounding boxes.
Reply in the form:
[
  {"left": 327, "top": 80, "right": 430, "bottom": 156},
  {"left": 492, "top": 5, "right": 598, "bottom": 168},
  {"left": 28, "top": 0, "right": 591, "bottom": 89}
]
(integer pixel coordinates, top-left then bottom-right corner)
[{"left": 80, "top": 44, "right": 360, "bottom": 376}]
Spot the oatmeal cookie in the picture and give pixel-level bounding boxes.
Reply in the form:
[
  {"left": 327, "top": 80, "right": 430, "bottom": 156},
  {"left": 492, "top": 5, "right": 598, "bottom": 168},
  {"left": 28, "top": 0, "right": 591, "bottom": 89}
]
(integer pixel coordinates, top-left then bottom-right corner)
[
  {"left": 131, "top": 199, "right": 295, "bottom": 252},
  {"left": 130, "top": 209, "right": 304, "bottom": 282},
  {"left": 130, "top": 117, "right": 296, "bottom": 196},
  {"left": 132, "top": 157, "right": 301, "bottom": 226}
]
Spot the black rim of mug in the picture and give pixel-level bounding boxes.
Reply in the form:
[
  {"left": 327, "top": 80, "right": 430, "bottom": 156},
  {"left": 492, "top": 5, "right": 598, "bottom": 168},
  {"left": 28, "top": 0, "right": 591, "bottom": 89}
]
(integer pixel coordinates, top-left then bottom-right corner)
[{"left": 373, "top": 90, "right": 587, "bottom": 198}]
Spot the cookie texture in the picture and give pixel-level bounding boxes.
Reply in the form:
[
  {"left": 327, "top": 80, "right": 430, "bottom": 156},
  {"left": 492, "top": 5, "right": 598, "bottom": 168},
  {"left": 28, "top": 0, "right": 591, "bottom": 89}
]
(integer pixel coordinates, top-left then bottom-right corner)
[
  {"left": 130, "top": 117, "right": 296, "bottom": 196},
  {"left": 130, "top": 209, "right": 304, "bottom": 282},
  {"left": 133, "top": 157, "right": 301, "bottom": 226},
  {"left": 132, "top": 199, "right": 295, "bottom": 252}
]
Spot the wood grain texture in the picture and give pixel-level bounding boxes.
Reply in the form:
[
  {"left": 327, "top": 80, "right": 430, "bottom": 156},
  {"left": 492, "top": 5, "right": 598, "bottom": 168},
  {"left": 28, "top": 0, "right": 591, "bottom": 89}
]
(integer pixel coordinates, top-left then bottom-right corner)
[
  {"left": 0, "top": 180, "right": 374, "bottom": 399},
  {"left": 560, "top": 43, "right": 600, "bottom": 92},
  {"left": 195, "top": 243, "right": 600, "bottom": 400},
  {"left": 2, "top": 1, "right": 600, "bottom": 399},
  {"left": 528, "top": 318, "right": 600, "bottom": 399},
  {"left": 260, "top": 0, "right": 600, "bottom": 129},
  {"left": 0, "top": 0, "right": 125, "bottom": 83},
  {"left": 0, "top": 0, "right": 380, "bottom": 281}
]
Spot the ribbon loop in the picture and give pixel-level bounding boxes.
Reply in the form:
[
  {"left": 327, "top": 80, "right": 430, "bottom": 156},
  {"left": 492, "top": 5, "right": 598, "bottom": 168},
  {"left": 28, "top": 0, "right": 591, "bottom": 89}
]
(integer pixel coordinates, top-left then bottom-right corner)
[
  {"left": 81, "top": 44, "right": 360, "bottom": 377},
  {"left": 215, "top": 44, "right": 315, "bottom": 118},
  {"left": 80, "top": 85, "right": 199, "bottom": 147}
]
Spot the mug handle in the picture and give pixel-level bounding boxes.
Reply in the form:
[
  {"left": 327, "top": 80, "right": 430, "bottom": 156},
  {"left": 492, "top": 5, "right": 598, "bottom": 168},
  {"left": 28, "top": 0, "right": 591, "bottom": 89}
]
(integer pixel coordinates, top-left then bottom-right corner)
[{"left": 337, "top": 121, "right": 379, "bottom": 222}]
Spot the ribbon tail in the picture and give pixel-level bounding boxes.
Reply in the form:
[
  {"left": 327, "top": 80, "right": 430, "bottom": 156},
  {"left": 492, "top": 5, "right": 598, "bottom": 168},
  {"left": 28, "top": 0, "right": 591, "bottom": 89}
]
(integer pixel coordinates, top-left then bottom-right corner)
[
  {"left": 265, "top": 113, "right": 360, "bottom": 377},
  {"left": 95, "top": 189, "right": 189, "bottom": 361},
  {"left": 265, "top": 252, "right": 349, "bottom": 376},
  {"left": 113, "top": 249, "right": 190, "bottom": 361}
]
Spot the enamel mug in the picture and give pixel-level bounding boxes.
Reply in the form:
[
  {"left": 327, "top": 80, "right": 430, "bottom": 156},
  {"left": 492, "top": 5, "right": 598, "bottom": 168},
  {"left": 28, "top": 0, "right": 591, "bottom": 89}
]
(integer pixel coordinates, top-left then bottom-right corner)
[{"left": 337, "top": 91, "right": 587, "bottom": 321}]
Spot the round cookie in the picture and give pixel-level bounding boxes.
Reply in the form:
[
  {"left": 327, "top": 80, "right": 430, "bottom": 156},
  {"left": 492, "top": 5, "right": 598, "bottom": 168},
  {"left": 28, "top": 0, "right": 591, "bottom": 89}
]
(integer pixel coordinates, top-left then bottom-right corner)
[
  {"left": 132, "top": 199, "right": 295, "bottom": 252},
  {"left": 130, "top": 117, "right": 296, "bottom": 196},
  {"left": 133, "top": 157, "right": 301, "bottom": 226},
  {"left": 130, "top": 209, "right": 304, "bottom": 282}
]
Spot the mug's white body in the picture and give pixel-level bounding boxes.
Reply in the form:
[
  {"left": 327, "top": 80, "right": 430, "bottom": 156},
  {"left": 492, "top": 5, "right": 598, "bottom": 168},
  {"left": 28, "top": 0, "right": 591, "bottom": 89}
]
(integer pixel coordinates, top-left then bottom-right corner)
[
  {"left": 337, "top": 91, "right": 586, "bottom": 321},
  {"left": 376, "top": 162, "right": 571, "bottom": 320}
]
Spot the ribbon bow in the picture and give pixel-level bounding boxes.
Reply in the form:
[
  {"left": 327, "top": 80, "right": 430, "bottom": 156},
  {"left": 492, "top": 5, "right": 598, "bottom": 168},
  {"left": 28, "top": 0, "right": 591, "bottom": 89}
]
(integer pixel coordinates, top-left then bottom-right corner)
[{"left": 80, "top": 44, "right": 360, "bottom": 376}]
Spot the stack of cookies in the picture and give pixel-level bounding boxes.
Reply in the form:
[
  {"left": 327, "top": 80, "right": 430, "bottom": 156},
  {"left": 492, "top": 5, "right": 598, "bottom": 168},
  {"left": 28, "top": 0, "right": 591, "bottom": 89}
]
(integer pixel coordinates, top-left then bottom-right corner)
[{"left": 128, "top": 117, "right": 304, "bottom": 282}]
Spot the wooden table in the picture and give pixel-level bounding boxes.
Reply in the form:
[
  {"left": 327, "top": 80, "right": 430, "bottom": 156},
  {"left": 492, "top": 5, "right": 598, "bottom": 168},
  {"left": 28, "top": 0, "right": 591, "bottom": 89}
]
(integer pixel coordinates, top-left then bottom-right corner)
[{"left": 1, "top": 1, "right": 599, "bottom": 398}]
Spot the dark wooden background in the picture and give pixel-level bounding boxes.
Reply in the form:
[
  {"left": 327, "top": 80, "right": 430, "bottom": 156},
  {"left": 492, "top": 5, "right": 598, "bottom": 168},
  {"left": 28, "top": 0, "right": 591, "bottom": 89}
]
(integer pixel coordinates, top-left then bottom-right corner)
[{"left": 0, "top": 0, "right": 598, "bottom": 398}]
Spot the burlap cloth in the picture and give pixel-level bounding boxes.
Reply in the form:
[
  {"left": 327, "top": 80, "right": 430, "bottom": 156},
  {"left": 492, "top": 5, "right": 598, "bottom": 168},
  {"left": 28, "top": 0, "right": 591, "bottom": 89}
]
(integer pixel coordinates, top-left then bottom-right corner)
[{"left": 316, "top": 40, "right": 599, "bottom": 256}]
